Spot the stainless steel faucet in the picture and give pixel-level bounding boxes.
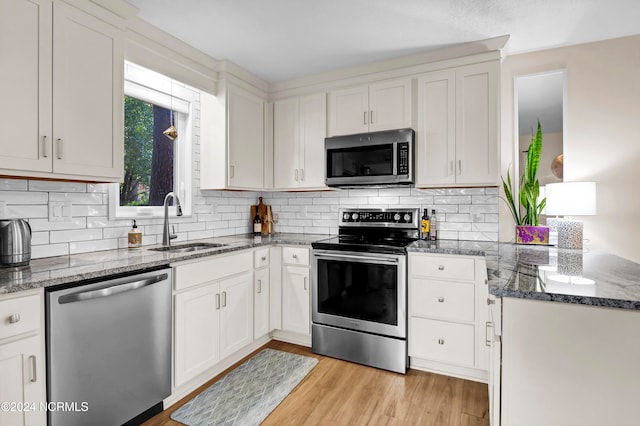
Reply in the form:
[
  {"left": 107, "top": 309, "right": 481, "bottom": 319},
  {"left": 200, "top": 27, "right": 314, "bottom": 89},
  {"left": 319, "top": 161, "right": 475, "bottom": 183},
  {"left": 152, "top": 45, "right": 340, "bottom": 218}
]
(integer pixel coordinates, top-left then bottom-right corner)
[{"left": 162, "top": 192, "right": 183, "bottom": 246}]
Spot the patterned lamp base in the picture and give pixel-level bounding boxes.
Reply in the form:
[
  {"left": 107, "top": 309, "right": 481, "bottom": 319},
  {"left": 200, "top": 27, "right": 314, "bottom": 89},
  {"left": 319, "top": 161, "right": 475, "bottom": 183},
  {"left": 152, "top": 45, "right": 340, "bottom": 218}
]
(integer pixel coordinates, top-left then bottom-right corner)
[{"left": 558, "top": 219, "right": 583, "bottom": 249}]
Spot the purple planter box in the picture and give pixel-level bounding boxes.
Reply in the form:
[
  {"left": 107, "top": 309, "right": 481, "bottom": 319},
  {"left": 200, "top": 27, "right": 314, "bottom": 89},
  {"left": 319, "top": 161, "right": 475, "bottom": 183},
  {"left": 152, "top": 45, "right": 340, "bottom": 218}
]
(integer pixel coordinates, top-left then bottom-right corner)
[{"left": 516, "top": 225, "right": 550, "bottom": 245}]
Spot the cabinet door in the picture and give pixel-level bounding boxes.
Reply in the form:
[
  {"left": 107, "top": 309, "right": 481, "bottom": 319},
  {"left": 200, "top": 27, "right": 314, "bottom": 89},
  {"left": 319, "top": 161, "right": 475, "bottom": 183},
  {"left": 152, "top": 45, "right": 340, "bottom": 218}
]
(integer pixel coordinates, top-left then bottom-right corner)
[
  {"left": 416, "top": 71, "right": 456, "bottom": 186},
  {"left": 227, "top": 85, "right": 264, "bottom": 189},
  {"left": 273, "top": 97, "right": 300, "bottom": 188},
  {"left": 52, "top": 2, "right": 123, "bottom": 180},
  {"left": 299, "top": 93, "right": 327, "bottom": 188},
  {"left": 368, "top": 78, "right": 412, "bottom": 132},
  {"left": 254, "top": 268, "right": 270, "bottom": 340},
  {"left": 174, "top": 283, "right": 220, "bottom": 387},
  {"left": 282, "top": 266, "right": 310, "bottom": 336},
  {"left": 0, "top": 0, "right": 52, "bottom": 173},
  {"left": 455, "top": 62, "right": 498, "bottom": 186},
  {"left": 219, "top": 272, "right": 253, "bottom": 359},
  {"left": 328, "top": 85, "right": 368, "bottom": 136},
  {"left": 0, "top": 335, "right": 46, "bottom": 426}
]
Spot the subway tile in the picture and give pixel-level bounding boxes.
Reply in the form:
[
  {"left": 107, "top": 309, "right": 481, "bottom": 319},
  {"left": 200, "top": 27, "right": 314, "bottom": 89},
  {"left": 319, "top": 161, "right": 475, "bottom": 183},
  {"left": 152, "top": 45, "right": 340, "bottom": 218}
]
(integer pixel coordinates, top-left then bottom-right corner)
[
  {"left": 194, "top": 204, "right": 214, "bottom": 214},
  {"left": 446, "top": 187, "right": 485, "bottom": 196},
  {"left": 69, "top": 239, "right": 118, "bottom": 255},
  {"left": 469, "top": 204, "right": 499, "bottom": 214},
  {"left": 288, "top": 219, "right": 313, "bottom": 227},
  {"left": 212, "top": 228, "right": 236, "bottom": 237},
  {"left": 29, "top": 180, "right": 86, "bottom": 192},
  {"left": 49, "top": 192, "right": 103, "bottom": 204},
  {"left": 86, "top": 217, "right": 131, "bottom": 228},
  {"left": 179, "top": 222, "right": 206, "bottom": 232},
  {"left": 472, "top": 195, "right": 499, "bottom": 204},
  {"left": 312, "top": 197, "right": 335, "bottom": 205},
  {"left": 306, "top": 205, "right": 331, "bottom": 212},
  {"left": 280, "top": 205, "right": 303, "bottom": 212},
  {"left": 349, "top": 189, "right": 378, "bottom": 197},
  {"left": 279, "top": 225, "right": 303, "bottom": 233},
  {"left": 206, "top": 221, "right": 230, "bottom": 230},
  {"left": 429, "top": 205, "right": 458, "bottom": 214},
  {"left": 472, "top": 223, "right": 500, "bottom": 233},
  {"left": 412, "top": 188, "right": 445, "bottom": 196},
  {"left": 50, "top": 229, "right": 103, "bottom": 243},
  {"left": 87, "top": 183, "right": 109, "bottom": 193},
  {"left": 310, "top": 219, "right": 336, "bottom": 228},
  {"left": 7, "top": 205, "right": 48, "bottom": 219},
  {"left": 29, "top": 217, "right": 86, "bottom": 231},
  {"left": 0, "top": 179, "right": 28, "bottom": 191},
  {"left": 321, "top": 190, "right": 349, "bottom": 198},
  {"left": 446, "top": 213, "right": 472, "bottom": 222},
  {"left": 321, "top": 212, "right": 339, "bottom": 220},
  {"left": 434, "top": 195, "right": 471, "bottom": 205},
  {"left": 303, "top": 226, "right": 331, "bottom": 234},
  {"left": 437, "top": 231, "right": 459, "bottom": 240},
  {"left": 0, "top": 190, "right": 48, "bottom": 204},
  {"left": 484, "top": 214, "right": 499, "bottom": 223},
  {"left": 439, "top": 222, "right": 472, "bottom": 232},
  {"left": 197, "top": 213, "right": 222, "bottom": 222},
  {"left": 188, "top": 230, "right": 214, "bottom": 240},
  {"left": 379, "top": 188, "right": 411, "bottom": 196},
  {"left": 458, "top": 231, "right": 498, "bottom": 242},
  {"left": 485, "top": 187, "right": 499, "bottom": 195},
  {"left": 400, "top": 196, "right": 433, "bottom": 205},
  {"left": 367, "top": 196, "right": 399, "bottom": 205},
  {"left": 339, "top": 197, "right": 368, "bottom": 205},
  {"left": 32, "top": 243, "right": 69, "bottom": 259},
  {"left": 31, "top": 231, "right": 50, "bottom": 245},
  {"left": 103, "top": 227, "right": 129, "bottom": 239}
]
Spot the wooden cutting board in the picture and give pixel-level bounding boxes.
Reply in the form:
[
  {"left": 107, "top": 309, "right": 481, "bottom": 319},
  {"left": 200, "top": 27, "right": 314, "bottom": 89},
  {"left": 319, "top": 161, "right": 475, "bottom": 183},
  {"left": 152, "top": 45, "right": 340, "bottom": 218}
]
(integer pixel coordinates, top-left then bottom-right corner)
[{"left": 250, "top": 197, "right": 273, "bottom": 234}]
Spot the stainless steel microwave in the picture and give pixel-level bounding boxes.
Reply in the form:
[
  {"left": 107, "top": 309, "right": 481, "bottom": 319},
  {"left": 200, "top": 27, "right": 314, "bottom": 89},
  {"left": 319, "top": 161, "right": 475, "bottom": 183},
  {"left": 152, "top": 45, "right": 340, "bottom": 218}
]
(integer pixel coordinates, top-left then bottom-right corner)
[{"left": 325, "top": 128, "right": 415, "bottom": 187}]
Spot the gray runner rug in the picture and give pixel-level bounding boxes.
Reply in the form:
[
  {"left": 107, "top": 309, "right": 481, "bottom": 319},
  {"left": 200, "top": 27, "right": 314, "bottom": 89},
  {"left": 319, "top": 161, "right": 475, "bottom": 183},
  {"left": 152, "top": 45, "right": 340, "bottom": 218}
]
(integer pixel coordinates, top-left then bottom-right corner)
[{"left": 170, "top": 348, "right": 318, "bottom": 425}]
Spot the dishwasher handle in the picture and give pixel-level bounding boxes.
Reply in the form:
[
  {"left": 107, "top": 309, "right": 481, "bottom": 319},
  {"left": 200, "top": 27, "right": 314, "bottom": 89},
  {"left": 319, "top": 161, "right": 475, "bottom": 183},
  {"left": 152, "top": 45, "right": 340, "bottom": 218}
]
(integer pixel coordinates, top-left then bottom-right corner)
[{"left": 58, "top": 273, "right": 169, "bottom": 304}]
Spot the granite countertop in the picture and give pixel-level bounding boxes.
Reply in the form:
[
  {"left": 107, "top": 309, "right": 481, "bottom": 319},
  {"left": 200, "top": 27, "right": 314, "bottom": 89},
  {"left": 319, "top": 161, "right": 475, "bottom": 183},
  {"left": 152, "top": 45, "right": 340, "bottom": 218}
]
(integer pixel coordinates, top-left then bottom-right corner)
[
  {"left": 408, "top": 239, "right": 640, "bottom": 310},
  {"left": 0, "top": 233, "right": 332, "bottom": 295}
]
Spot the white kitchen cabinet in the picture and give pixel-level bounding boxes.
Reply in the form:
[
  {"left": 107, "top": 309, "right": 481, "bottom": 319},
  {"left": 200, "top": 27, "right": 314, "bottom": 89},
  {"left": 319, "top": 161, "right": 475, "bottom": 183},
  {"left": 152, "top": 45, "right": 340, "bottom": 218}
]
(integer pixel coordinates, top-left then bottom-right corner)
[
  {"left": 0, "top": 0, "right": 123, "bottom": 182},
  {"left": 416, "top": 61, "right": 498, "bottom": 187},
  {"left": 0, "top": 290, "right": 46, "bottom": 426},
  {"left": 408, "top": 253, "right": 489, "bottom": 382},
  {"left": 328, "top": 78, "right": 412, "bottom": 136},
  {"left": 487, "top": 296, "right": 501, "bottom": 426},
  {"left": 219, "top": 272, "right": 253, "bottom": 359},
  {"left": 273, "top": 93, "right": 327, "bottom": 189},
  {"left": 200, "top": 83, "right": 265, "bottom": 190},
  {"left": 253, "top": 267, "right": 270, "bottom": 340},
  {"left": 172, "top": 251, "right": 253, "bottom": 387},
  {"left": 281, "top": 246, "right": 311, "bottom": 337}
]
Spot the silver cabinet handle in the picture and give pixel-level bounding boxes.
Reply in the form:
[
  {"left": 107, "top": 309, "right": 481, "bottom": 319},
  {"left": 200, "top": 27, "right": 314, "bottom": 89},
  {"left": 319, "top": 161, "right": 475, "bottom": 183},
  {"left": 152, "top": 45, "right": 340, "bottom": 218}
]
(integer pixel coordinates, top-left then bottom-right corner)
[
  {"left": 449, "top": 160, "right": 454, "bottom": 176},
  {"left": 230, "top": 165, "right": 235, "bottom": 179},
  {"left": 56, "top": 138, "right": 63, "bottom": 159},
  {"left": 486, "top": 321, "right": 493, "bottom": 347},
  {"left": 304, "top": 276, "right": 308, "bottom": 291},
  {"left": 438, "top": 265, "right": 445, "bottom": 271},
  {"left": 458, "top": 160, "right": 462, "bottom": 175},
  {"left": 316, "top": 252, "right": 399, "bottom": 264},
  {"left": 370, "top": 110, "right": 374, "bottom": 123},
  {"left": 363, "top": 111, "right": 367, "bottom": 125},
  {"left": 29, "top": 355, "right": 37, "bottom": 383},
  {"left": 300, "top": 168, "right": 305, "bottom": 181},
  {"left": 438, "top": 339, "right": 445, "bottom": 345},
  {"left": 216, "top": 293, "right": 221, "bottom": 309},
  {"left": 487, "top": 298, "right": 495, "bottom": 305},
  {"left": 257, "top": 279, "right": 262, "bottom": 294},
  {"left": 437, "top": 297, "right": 445, "bottom": 303},
  {"left": 42, "top": 136, "right": 48, "bottom": 158},
  {"left": 222, "top": 291, "right": 227, "bottom": 307},
  {"left": 58, "top": 273, "right": 168, "bottom": 304},
  {"left": 295, "top": 169, "right": 299, "bottom": 181},
  {"left": 9, "top": 313, "right": 21, "bottom": 324}
]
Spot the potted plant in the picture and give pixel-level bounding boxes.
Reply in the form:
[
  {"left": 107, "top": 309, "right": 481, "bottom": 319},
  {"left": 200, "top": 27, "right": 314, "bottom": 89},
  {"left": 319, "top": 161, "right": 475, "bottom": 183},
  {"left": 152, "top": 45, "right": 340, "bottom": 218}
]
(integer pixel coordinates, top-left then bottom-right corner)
[{"left": 502, "top": 120, "right": 549, "bottom": 244}]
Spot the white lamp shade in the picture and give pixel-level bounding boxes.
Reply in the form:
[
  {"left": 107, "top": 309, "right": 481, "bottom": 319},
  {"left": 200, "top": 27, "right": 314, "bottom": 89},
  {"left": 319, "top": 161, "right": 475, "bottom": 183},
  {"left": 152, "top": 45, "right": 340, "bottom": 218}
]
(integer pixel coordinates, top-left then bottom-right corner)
[{"left": 545, "top": 182, "right": 597, "bottom": 216}]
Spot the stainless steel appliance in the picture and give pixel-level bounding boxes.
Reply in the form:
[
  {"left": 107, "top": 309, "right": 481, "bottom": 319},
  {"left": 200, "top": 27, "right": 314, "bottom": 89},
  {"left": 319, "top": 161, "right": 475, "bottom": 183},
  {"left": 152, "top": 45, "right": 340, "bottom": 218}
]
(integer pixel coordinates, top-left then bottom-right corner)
[
  {"left": 0, "top": 219, "right": 32, "bottom": 267},
  {"left": 46, "top": 267, "right": 172, "bottom": 426},
  {"left": 311, "top": 208, "right": 419, "bottom": 374},
  {"left": 325, "top": 128, "right": 414, "bottom": 187}
]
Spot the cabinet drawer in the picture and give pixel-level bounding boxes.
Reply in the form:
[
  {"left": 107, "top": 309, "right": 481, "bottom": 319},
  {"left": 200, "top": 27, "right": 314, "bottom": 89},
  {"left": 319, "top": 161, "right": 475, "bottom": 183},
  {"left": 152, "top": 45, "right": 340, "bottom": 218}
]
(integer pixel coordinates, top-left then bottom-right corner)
[
  {"left": 410, "top": 317, "right": 474, "bottom": 366},
  {"left": 282, "top": 247, "right": 309, "bottom": 266},
  {"left": 410, "top": 278, "right": 474, "bottom": 322},
  {"left": 410, "top": 254, "right": 475, "bottom": 281},
  {"left": 0, "top": 294, "right": 41, "bottom": 340},
  {"left": 174, "top": 251, "right": 252, "bottom": 291},
  {"left": 254, "top": 248, "right": 270, "bottom": 269}
]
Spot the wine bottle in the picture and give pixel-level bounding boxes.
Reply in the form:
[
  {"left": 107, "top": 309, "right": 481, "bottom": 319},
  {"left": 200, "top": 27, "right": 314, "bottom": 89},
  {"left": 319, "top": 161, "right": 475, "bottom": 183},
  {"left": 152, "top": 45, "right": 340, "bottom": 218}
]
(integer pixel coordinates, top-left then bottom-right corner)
[
  {"left": 253, "top": 211, "right": 262, "bottom": 235},
  {"left": 420, "top": 209, "right": 430, "bottom": 240}
]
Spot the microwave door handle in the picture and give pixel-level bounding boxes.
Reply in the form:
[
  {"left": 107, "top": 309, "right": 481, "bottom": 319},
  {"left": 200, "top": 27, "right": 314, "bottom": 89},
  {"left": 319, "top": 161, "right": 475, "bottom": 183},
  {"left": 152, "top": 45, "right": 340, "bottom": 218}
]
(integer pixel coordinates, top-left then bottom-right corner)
[
  {"left": 393, "top": 142, "right": 398, "bottom": 176},
  {"left": 316, "top": 253, "right": 399, "bottom": 264}
]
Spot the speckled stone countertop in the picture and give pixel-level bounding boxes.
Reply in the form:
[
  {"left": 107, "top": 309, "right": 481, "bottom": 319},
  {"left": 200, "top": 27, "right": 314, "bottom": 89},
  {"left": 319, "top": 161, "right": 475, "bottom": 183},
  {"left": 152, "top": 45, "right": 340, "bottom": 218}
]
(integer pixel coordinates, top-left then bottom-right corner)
[
  {"left": 0, "top": 233, "right": 332, "bottom": 295},
  {"left": 407, "top": 240, "right": 640, "bottom": 310}
]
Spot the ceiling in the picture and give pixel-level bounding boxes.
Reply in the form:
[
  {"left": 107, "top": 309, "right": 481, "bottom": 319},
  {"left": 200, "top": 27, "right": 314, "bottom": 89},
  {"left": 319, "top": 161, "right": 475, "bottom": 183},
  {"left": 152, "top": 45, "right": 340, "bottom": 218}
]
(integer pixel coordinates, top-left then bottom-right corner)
[{"left": 128, "top": 0, "right": 640, "bottom": 83}]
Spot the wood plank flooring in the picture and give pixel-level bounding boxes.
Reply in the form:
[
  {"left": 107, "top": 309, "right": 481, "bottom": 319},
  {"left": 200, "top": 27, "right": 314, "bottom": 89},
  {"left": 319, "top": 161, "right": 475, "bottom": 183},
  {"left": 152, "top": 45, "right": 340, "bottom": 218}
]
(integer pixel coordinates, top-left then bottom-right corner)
[{"left": 144, "top": 340, "right": 489, "bottom": 426}]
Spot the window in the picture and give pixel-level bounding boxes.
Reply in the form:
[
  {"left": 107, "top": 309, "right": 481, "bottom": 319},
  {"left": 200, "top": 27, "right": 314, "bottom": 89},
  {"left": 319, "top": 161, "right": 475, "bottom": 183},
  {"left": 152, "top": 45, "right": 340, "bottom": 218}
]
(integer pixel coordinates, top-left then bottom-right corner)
[{"left": 110, "top": 62, "right": 194, "bottom": 218}]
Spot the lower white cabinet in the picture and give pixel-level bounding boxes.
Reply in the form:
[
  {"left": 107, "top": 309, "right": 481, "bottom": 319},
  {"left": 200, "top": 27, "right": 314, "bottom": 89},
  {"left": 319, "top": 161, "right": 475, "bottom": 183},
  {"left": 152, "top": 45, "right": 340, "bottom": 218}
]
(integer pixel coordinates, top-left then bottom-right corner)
[
  {"left": 254, "top": 267, "right": 270, "bottom": 340},
  {"left": 219, "top": 272, "right": 253, "bottom": 360},
  {"left": 0, "top": 290, "right": 46, "bottom": 426},
  {"left": 487, "top": 296, "right": 501, "bottom": 426},
  {"left": 408, "top": 252, "right": 489, "bottom": 382},
  {"left": 282, "top": 265, "right": 310, "bottom": 336}
]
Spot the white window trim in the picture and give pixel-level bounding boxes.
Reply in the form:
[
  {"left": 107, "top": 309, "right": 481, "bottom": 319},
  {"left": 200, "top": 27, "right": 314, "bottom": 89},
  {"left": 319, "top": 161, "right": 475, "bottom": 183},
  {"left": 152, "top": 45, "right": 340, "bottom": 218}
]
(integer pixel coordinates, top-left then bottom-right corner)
[{"left": 109, "top": 62, "right": 194, "bottom": 220}]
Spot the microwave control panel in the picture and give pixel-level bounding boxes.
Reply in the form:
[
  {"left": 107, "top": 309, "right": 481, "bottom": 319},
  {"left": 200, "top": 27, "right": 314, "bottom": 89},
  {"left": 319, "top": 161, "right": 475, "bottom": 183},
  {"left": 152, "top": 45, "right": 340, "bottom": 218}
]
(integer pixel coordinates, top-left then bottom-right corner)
[{"left": 397, "top": 142, "right": 409, "bottom": 175}]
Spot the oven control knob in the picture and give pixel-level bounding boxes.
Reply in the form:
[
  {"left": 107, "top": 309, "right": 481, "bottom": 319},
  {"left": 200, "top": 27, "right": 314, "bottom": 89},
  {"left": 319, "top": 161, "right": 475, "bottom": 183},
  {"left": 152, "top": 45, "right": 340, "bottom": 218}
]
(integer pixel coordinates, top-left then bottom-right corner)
[
  {"left": 404, "top": 214, "right": 411, "bottom": 222},
  {"left": 393, "top": 213, "right": 401, "bottom": 221},
  {"left": 343, "top": 213, "right": 350, "bottom": 221},
  {"left": 351, "top": 213, "right": 359, "bottom": 220}
]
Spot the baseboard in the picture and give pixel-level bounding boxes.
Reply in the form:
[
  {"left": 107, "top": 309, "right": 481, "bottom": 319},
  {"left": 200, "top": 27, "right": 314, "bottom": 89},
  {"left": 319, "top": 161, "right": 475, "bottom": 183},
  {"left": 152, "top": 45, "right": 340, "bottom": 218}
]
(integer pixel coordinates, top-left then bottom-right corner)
[
  {"left": 409, "top": 356, "right": 488, "bottom": 383},
  {"left": 271, "top": 329, "right": 311, "bottom": 347}
]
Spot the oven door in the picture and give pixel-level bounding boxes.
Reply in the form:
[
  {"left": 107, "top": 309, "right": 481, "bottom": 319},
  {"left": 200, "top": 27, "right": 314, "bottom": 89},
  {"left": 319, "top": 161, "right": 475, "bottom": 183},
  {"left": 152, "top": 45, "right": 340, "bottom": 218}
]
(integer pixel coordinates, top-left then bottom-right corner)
[{"left": 312, "top": 249, "right": 407, "bottom": 338}]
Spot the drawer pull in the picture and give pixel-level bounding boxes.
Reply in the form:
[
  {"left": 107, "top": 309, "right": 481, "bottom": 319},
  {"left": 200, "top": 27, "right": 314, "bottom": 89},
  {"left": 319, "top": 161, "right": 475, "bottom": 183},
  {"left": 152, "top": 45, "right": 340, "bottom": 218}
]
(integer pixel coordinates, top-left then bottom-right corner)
[
  {"left": 486, "top": 321, "right": 493, "bottom": 347},
  {"left": 261, "top": 256, "right": 267, "bottom": 261},
  {"left": 292, "top": 254, "right": 298, "bottom": 259},
  {"left": 438, "top": 338, "right": 445, "bottom": 345},
  {"left": 257, "top": 279, "right": 262, "bottom": 294},
  {"left": 29, "top": 355, "right": 37, "bottom": 383},
  {"left": 437, "top": 297, "right": 445, "bottom": 303},
  {"left": 216, "top": 293, "right": 221, "bottom": 310},
  {"left": 222, "top": 291, "right": 227, "bottom": 308},
  {"left": 8, "top": 314, "right": 21, "bottom": 324},
  {"left": 304, "top": 277, "right": 308, "bottom": 291},
  {"left": 487, "top": 298, "right": 495, "bottom": 305},
  {"left": 438, "top": 265, "right": 445, "bottom": 271}
]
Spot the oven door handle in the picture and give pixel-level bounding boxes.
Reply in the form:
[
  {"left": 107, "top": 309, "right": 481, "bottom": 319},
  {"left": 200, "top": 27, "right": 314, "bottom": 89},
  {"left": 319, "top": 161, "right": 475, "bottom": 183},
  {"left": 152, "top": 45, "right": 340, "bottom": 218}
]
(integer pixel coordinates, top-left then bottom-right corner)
[{"left": 315, "top": 253, "right": 400, "bottom": 264}]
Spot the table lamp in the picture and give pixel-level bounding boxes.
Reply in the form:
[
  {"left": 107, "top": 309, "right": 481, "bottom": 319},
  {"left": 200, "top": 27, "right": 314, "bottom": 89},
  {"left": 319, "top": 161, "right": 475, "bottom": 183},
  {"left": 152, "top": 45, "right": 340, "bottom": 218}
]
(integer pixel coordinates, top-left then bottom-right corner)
[{"left": 545, "top": 182, "right": 597, "bottom": 249}]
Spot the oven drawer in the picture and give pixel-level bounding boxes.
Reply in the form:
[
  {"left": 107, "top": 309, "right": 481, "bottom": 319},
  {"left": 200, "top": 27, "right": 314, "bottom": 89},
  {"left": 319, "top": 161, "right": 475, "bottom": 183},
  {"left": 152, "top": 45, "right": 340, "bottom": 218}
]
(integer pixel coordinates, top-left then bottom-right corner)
[
  {"left": 254, "top": 248, "right": 270, "bottom": 268},
  {"left": 410, "top": 317, "right": 474, "bottom": 366},
  {"left": 410, "top": 278, "right": 474, "bottom": 323},
  {"left": 283, "top": 247, "right": 309, "bottom": 266},
  {"left": 0, "top": 293, "right": 41, "bottom": 340},
  {"left": 410, "top": 254, "right": 475, "bottom": 281}
]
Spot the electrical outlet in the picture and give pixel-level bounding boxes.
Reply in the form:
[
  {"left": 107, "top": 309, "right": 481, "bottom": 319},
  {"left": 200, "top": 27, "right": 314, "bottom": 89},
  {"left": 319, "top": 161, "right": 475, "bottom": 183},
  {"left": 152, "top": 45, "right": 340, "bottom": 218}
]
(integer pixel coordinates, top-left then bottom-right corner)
[{"left": 49, "top": 201, "right": 72, "bottom": 222}]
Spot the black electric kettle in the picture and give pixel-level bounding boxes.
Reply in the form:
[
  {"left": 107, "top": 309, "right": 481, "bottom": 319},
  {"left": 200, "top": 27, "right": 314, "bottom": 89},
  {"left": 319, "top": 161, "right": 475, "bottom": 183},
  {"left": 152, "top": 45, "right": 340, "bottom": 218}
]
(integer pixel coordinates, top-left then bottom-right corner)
[{"left": 0, "top": 219, "right": 32, "bottom": 267}]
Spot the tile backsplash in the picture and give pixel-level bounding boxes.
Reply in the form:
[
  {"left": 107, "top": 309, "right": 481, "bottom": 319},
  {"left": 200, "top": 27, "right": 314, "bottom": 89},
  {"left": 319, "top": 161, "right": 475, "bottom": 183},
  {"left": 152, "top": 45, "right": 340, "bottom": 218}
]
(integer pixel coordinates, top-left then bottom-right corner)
[{"left": 0, "top": 178, "right": 498, "bottom": 260}]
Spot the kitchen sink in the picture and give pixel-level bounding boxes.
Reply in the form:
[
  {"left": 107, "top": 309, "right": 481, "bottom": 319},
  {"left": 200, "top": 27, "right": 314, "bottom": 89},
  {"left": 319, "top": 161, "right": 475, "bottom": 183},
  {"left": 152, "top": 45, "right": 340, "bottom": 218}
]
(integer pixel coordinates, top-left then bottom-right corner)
[{"left": 149, "top": 242, "right": 228, "bottom": 253}]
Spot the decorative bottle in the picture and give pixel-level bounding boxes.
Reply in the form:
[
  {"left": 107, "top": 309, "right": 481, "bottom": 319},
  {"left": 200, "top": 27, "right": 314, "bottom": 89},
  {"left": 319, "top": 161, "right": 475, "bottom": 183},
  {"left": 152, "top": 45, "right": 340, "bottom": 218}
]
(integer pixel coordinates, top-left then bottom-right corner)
[
  {"left": 420, "top": 209, "right": 430, "bottom": 240},
  {"left": 430, "top": 209, "right": 438, "bottom": 241}
]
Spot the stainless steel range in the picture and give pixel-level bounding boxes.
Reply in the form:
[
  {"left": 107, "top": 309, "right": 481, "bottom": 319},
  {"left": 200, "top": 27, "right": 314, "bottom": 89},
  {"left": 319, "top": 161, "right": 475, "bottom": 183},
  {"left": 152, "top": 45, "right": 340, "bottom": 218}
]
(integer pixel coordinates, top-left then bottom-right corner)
[{"left": 311, "top": 208, "right": 419, "bottom": 374}]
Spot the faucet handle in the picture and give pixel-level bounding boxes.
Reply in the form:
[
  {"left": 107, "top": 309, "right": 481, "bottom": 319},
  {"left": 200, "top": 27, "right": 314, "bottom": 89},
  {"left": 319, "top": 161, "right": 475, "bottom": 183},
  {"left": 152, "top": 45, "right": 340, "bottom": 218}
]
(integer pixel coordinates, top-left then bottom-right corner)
[{"left": 170, "top": 225, "right": 178, "bottom": 240}]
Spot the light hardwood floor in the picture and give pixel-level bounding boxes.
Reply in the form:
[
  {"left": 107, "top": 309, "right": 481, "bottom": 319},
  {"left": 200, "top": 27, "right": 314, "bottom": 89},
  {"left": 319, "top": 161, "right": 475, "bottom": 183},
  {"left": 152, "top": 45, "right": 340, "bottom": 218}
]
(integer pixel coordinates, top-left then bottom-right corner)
[{"left": 144, "top": 340, "right": 489, "bottom": 426}]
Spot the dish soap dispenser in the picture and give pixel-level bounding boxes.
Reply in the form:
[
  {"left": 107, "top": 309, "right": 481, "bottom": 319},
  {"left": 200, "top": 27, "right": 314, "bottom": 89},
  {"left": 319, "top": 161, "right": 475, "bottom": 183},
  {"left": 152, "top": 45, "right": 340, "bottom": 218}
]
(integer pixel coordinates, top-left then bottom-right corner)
[{"left": 128, "top": 220, "right": 142, "bottom": 249}]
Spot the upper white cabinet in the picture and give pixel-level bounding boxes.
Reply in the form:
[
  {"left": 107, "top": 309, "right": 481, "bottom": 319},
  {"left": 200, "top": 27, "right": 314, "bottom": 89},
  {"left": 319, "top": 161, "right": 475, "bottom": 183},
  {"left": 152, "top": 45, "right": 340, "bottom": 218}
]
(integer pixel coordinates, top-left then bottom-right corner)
[
  {"left": 200, "top": 83, "right": 265, "bottom": 190},
  {"left": 273, "top": 93, "right": 327, "bottom": 189},
  {"left": 0, "top": 0, "right": 124, "bottom": 182},
  {"left": 416, "top": 61, "right": 498, "bottom": 187},
  {"left": 328, "top": 78, "right": 412, "bottom": 136}
]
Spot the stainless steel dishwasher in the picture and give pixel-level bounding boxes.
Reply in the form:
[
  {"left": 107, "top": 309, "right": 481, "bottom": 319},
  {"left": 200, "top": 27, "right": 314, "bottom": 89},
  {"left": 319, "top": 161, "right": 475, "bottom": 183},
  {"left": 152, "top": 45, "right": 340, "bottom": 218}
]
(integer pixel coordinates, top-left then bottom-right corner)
[{"left": 46, "top": 267, "right": 172, "bottom": 426}]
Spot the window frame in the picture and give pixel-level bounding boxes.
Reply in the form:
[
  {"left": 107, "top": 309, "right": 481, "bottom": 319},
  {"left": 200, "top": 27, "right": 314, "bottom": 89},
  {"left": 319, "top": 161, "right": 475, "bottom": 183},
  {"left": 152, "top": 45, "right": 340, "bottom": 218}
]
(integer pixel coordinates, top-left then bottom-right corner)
[{"left": 109, "top": 62, "right": 194, "bottom": 220}]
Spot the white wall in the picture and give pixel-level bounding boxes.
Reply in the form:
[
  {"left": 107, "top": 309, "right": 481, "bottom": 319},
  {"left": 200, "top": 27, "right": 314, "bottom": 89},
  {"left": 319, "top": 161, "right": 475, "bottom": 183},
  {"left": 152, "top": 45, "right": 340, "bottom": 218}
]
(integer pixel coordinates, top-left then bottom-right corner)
[{"left": 500, "top": 34, "right": 640, "bottom": 262}]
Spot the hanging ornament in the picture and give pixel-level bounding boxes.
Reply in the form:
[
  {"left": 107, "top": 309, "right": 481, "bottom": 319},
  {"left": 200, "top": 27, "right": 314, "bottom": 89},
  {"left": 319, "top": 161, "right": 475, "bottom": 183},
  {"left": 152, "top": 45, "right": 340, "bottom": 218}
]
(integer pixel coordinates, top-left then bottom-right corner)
[{"left": 164, "top": 81, "right": 178, "bottom": 140}]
